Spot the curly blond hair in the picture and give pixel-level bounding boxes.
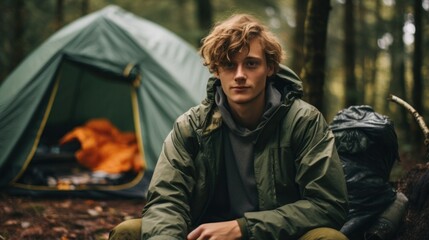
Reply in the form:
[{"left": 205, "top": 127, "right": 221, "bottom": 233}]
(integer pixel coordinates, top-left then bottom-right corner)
[{"left": 199, "top": 14, "right": 284, "bottom": 74}]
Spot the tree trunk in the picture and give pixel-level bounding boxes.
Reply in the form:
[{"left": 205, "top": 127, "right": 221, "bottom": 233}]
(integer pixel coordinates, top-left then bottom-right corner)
[
  {"left": 55, "top": 0, "right": 64, "bottom": 30},
  {"left": 356, "top": 0, "right": 366, "bottom": 103},
  {"left": 82, "top": 0, "right": 90, "bottom": 16},
  {"left": 0, "top": 1, "right": 7, "bottom": 82},
  {"left": 344, "top": 0, "right": 357, "bottom": 107},
  {"left": 195, "top": 0, "right": 213, "bottom": 46},
  {"left": 412, "top": 0, "right": 423, "bottom": 114},
  {"left": 368, "top": 0, "right": 381, "bottom": 108},
  {"left": 291, "top": 0, "right": 307, "bottom": 76},
  {"left": 301, "top": 0, "right": 331, "bottom": 113},
  {"left": 389, "top": 0, "right": 408, "bottom": 130},
  {"left": 12, "top": 0, "right": 24, "bottom": 70},
  {"left": 411, "top": 0, "right": 424, "bottom": 155}
]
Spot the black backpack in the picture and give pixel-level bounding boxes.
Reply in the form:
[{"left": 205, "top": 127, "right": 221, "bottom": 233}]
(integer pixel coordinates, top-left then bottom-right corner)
[{"left": 330, "top": 105, "right": 405, "bottom": 240}]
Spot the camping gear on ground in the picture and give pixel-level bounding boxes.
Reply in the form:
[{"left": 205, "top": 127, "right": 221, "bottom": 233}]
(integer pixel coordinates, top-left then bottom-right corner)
[
  {"left": 0, "top": 5, "right": 211, "bottom": 198},
  {"left": 329, "top": 105, "right": 407, "bottom": 240}
]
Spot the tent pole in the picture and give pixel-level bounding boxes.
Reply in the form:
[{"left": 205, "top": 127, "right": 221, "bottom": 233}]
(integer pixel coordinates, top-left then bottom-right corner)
[
  {"left": 131, "top": 83, "right": 146, "bottom": 170},
  {"left": 10, "top": 73, "right": 61, "bottom": 185}
]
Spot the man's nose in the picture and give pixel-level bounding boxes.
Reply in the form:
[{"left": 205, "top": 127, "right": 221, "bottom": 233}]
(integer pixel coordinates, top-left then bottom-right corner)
[{"left": 234, "top": 65, "right": 246, "bottom": 81}]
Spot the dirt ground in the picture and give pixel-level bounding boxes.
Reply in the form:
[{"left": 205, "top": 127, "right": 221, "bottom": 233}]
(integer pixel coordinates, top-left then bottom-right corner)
[
  {"left": 0, "top": 193, "right": 146, "bottom": 240},
  {"left": 2, "top": 190, "right": 427, "bottom": 240},
  {"left": 0, "top": 158, "right": 427, "bottom": 240},
  {"left": 393, "top": 163, "right": 429, "bottom": 240}
]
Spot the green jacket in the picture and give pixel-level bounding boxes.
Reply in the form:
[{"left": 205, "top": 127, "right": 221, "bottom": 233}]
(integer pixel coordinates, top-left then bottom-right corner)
[{"left": 141, "top": 66, "right": 348, "bottom": 239}]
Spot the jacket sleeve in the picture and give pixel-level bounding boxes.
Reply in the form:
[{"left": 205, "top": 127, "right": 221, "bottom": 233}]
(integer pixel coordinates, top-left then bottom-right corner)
[
  {"left": 242, "top": 100, "right": 349, "bottom": 239},
  {"left": 141, "top": 112, "right": 198, "bottom": 240}
]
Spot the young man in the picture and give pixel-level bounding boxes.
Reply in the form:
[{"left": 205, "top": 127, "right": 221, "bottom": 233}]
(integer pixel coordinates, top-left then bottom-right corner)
[{"left": 110, "top": 14, "right": 348, "bottom": 240}]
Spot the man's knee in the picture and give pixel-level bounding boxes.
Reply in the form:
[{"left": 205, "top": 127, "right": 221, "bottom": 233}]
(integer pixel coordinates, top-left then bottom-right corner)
[
  {"left": 109, "top": 218, "right": 142, "bottom": 240},
  {"left": 299, "top": 227, "right": 349, "bottom": 240}
]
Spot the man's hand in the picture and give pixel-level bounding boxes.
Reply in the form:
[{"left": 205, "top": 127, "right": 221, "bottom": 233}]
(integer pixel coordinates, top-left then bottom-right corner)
[{"left": 187, "top": 220, "right": 242, "bottom": 240}]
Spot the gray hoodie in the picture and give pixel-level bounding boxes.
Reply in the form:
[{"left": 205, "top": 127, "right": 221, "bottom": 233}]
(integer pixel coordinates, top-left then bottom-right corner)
[{"left": 215, "top": 81, "right": 282, "bottom": 217}]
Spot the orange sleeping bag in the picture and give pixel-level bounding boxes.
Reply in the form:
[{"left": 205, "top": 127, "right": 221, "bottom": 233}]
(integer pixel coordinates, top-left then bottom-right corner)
[{"left": 59, "top": 119, "right": 143, "bottom": 174}]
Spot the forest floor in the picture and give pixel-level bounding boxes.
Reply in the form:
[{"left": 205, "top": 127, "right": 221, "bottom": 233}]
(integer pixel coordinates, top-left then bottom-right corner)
[{"left": 0, "top": 193, "right": 146, "bottom": 240}]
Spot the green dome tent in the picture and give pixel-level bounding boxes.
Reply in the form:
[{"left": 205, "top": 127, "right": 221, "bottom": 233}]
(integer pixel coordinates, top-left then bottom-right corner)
[{"left": 0, "top": 5, "right": 211, "bottom": 198}]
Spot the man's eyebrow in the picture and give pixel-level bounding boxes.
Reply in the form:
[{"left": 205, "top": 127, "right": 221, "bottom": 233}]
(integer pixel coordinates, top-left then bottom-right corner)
[{"left": 245, "top": 56, "right": 263, "bottom": 61}]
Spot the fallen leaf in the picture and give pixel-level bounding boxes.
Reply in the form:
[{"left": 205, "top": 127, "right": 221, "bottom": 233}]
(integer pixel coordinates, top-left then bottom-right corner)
[
  {"left": 21, "top": 221, "right": 31, "bottom": 228},
  {"left": 53, "top": 226, "right": 68, "bottom": 233},
  {"left": 2, "top": 206, "right": 12, "bottom": 213},
  {"left": 4, "top": 220, "right": 18, "bottom": 225},
  {"left": 85, "top": 199, "right": 96, "bottom": 205},
  {"left": 59, "top": 200, "right": 72, "bottom": 208},
  {"left": 94, "top": 206, "right": 103, "bottom": 212},
  {"left": 87, "top": 208, "right": 99, "bottom": 216},
  {"left": 20, "top": 226, "right": 43, "bottom": 237}
]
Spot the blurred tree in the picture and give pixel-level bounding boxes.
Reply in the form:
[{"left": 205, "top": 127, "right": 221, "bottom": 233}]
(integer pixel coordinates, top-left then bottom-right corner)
[
  {"left": 0, "top": 1, "right": 8, "bottom": 82},
  {"left": 55, "top": 0, "right": 64, "bottom": 30},
  {"left": 195, "top": 0, "right": 213, "bottom": 45},
  {"left": 412, "top": 0, "right": 423, "bottom": 115},
  {"left": 369, "top": 0, "right": 382, "bottom": 108},
  {"left": 355, "top": 0, "right": 372, "bottom": 107},
  {"left": 389, "top": 0, "right": 408, "bottom": 130},
  {"left": 355, "top": 0, "right": 364, "bottom": 104},
  {"left": 291, "top": 0, "right": 307, "bottom": 76},
  {"left": 12, "top": 0, "right": 24, "bottom": 72},
  {"left": 82, "top": 0, "right": 90, "bottom": 15},
  {"left": 411, "top": 0, "right": 424, "bottom": 153},
  {"left": 344, "top": 0, "right": 357, "bottom": 107},
  {"left": 301, "top": 0, "right": 331, "bottom": 113}
]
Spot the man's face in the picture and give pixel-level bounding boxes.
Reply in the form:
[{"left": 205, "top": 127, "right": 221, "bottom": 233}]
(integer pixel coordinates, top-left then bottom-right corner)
[{"left": 216, "top": 38, "right": 274, "bottom": 109}]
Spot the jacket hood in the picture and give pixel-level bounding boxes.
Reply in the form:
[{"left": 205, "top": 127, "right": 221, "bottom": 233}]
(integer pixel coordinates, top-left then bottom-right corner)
[
  {"left": 273, "top": 64, "right": 303, "bottom": 95},
  {"left": 203, "top": 64, "right": 303, "bottom": 104}
]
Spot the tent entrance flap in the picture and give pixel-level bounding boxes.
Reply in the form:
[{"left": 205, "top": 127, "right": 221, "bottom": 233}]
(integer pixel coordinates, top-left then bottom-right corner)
[
  {"left": 46, "top": 58, "right": 136, "bottom": 134},
  {"left": 10, "top": 59, "right": 148, "bottom": 198}
]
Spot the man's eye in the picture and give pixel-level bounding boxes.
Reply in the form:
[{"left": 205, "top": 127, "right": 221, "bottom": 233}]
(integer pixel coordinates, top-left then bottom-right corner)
[
  {"left": 223, "top": 62, "right": 235, "bottom": 69},
  {"left": 246, "top": 61, "right": 259, "bottom": 68}
]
